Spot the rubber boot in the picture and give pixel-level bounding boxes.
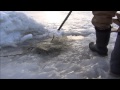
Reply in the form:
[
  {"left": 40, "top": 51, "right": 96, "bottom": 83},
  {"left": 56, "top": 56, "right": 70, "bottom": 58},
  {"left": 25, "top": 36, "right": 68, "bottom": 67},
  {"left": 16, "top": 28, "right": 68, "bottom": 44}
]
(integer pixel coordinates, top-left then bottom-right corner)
[{"left": 89, "top": 27, "right": 111, "bottom": 56}]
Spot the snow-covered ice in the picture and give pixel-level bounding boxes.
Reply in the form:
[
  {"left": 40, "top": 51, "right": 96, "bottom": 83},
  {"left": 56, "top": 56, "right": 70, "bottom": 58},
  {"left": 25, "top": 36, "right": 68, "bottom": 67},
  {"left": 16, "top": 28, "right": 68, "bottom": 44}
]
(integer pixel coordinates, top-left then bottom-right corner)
[
  {"left": 0, "top": 11, "right": 118, "bottom": 79},
  {"left": 0, "top": 11, "right": 48, "bottom": 48}
]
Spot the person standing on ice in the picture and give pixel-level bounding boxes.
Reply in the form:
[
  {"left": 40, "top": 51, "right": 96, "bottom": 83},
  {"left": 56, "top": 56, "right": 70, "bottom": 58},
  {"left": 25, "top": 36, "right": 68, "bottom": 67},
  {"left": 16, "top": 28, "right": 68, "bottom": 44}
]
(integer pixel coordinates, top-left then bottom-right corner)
[{"left": 89, "top": 11, "right": 120, "bottom": 78}]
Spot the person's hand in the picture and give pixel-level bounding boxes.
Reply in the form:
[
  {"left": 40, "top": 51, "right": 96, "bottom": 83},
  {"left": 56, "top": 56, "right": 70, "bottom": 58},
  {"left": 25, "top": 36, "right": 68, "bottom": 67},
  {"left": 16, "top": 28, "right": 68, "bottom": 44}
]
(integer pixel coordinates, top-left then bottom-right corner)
[{"left": 112, "top": 13, "right": 120, "bottom": 32}]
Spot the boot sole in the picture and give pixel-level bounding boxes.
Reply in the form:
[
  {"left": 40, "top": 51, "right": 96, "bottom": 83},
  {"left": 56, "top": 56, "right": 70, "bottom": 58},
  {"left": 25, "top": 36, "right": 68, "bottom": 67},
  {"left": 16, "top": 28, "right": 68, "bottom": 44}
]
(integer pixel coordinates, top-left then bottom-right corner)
[{"left": 89, "top": 42, "right": 108, "bottom": 56}]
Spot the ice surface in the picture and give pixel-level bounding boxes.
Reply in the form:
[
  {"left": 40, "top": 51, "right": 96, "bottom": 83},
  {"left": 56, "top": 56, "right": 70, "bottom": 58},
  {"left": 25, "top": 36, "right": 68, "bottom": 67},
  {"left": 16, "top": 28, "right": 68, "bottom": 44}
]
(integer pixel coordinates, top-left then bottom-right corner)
[
  {"left": 0, "top": 11, "right": 47, "bottom": 48},
  {"left": 0, "top": 11, "right": 118, "bottom": 79}
]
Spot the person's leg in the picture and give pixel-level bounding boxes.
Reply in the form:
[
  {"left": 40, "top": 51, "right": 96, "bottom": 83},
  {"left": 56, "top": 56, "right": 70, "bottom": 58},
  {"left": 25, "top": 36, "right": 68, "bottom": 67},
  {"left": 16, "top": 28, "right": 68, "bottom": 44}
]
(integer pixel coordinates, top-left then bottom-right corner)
[
  {"left": 110, "top": 32, "right": 120, "bottom": 76},
  {"left": 89, "top": 27, "right": 111, "bottom": 56},
  {"left": 89, "top": 11, "right": 117, "bottom": 56}
]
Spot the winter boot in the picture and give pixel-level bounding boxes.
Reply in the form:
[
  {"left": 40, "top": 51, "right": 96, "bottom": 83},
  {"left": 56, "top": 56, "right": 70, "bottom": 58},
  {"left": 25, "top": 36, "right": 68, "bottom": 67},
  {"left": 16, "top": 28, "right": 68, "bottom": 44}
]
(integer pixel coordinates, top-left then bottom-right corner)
[
  {"left": 110, "top": 32, "right": 120, "bottom": 76},
  {"left": 89, "top": 27, "right": 111, "bottom": 56}
]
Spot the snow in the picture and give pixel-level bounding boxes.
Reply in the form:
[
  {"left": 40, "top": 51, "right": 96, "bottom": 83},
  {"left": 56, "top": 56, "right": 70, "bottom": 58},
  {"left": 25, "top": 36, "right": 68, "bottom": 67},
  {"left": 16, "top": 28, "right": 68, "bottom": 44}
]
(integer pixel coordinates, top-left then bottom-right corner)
[
  {"left": 0, "top": 11, "right": 118, "bottom": 79},
  {"left": 0, "top": 11, "right": 47, "bottom": 48}
]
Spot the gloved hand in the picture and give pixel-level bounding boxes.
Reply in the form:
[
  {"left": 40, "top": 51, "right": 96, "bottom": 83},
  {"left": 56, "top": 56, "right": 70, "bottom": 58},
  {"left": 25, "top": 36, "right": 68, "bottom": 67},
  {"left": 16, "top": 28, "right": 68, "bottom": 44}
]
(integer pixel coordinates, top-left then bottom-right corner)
[{"left": 112, "top": 13, "right": 120, "bottom": 32}]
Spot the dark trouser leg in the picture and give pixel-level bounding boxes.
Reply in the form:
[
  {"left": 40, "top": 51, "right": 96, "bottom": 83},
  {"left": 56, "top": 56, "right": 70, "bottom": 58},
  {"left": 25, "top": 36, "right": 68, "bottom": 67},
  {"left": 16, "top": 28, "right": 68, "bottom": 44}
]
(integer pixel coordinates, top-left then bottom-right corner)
[{"left": 110, "top": 32, "right": 120, "bottom": 75}]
